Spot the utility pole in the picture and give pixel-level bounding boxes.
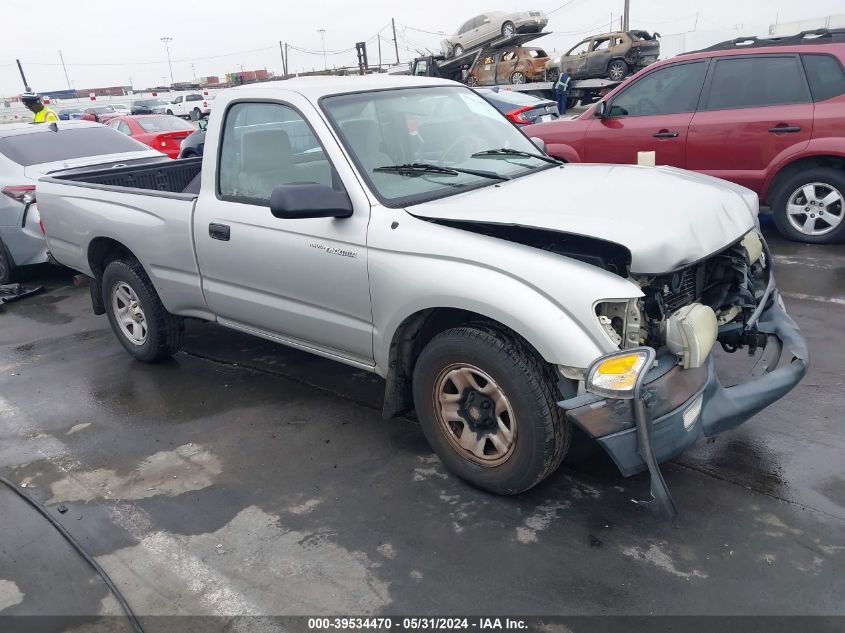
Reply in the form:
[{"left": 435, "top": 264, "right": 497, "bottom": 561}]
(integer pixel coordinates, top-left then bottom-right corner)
[
  {"left": 279, "top": 41, "right": 288, "bottom": 76},
  {"left": 16, "top": 59, "right": 31, "bottom": 92},
  {"left": 191, "top": 63, "right": 197, "bottom": 80},
  {"left": 693, "top": 12, "right": 699, "bottom": 31},
  {"left": 622, "top": 0, "right": 630, "bottom": 31},
  {"left": 58, "top": 50, "right": 72, "bottom": 91},
  {"left": 391, "top": 18, "right": 400, "bottom": 65},
  {"left": 377, "top": 35, "right": 382, "bottom": 70},
  {"left": 161, "top": 36, "right": 174, "bottom": 87},
  {"left": 317, "top": 29, "right": 327, "bottom": 71}
]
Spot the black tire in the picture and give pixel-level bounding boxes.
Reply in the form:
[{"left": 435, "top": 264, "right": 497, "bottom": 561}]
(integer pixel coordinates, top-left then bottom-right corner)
[
  {"left": 501, "top": 21, "right": 515, "bottom": 38},
  {"left": 771, "top": 167, "right": 845, "bottom": 244},
  {"left": 546, "top": 67, "right": 560, "bottom": 83},
  {"left": 191, "top": 108, "right": 201, "bottom": 121},
  {"left": 412, "top": 326, "right": 571, "bottom": 495},
  {"left": 453, "top": 44, "right": 464, "bottom": 57},
  {"left": 166, "top": 109, "right": 174, "bottom": 116},
  {"left": 0, "top": 238, "right": 17, "bottom": 285},
  {"left": 180, "top": 149, "right": 197, "bottom": 159},
  {"left": 566, "top": 97, "right": 578, "bottom": 110},
  {"left": 607, "top": 59, "right": 629, "bottom": 81},
  {"left": 102, "top": 258, "right": 184, "bottom": 362}
]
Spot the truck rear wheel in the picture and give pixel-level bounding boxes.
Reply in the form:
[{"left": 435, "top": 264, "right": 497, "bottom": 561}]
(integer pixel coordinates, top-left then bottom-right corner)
[
  {"left": 0, "top": 238, "right": 18, "bottom": 285},
  {"left": 412, "top": 326, "right": 571, "bottom": 495},
  {"left": 102, "top": 258, "right": 184, "bottom": 362},
  {"left": 771, "top": 167, "right": 845, "bottom": 243}
]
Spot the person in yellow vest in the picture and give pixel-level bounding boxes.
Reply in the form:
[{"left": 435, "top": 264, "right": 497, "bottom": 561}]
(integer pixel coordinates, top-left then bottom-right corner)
[{"left": 21, "top": 92, "right": 59, "bottom": 123}]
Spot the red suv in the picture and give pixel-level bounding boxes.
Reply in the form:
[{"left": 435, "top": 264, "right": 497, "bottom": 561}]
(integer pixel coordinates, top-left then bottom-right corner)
[{"left": 527, "top": 29, "right": 845, "bottom": 243}]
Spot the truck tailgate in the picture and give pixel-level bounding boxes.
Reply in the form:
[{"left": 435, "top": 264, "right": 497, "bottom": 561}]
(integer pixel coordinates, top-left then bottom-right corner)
[{"left": 37, "top": 178, "right": 209, "bottom": 318}]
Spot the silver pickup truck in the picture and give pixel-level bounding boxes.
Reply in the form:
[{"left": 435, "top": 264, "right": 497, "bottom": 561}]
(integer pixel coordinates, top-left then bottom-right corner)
[{"left": 37, "top": 76, "right": 808, "bottom": 514}]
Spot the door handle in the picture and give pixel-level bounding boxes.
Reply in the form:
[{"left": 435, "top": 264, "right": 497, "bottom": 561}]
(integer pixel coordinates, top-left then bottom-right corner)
[
  {"left": 209, "top": 223, "right": 230, "bottom": 241},
  {"left": 768, "top": 125, "right": 801, "bottom": 133},
  {"left": 653, "top": 130, "right": 679, "bottom": 138}
]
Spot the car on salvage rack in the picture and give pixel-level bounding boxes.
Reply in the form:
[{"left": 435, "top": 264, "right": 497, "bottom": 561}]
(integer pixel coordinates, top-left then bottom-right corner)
[{"left": 36, "top": 76, "right": 808, "bottom": 516}]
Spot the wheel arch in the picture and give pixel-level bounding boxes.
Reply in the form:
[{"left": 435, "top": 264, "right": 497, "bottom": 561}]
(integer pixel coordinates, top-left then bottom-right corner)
[
  {"left": 382, "top": 307, "right": 561, "bottom": 419},
  {"left": 87, "top": 237, "right": 145, "bottom": 315},
  {"left": 765, "top": 153, "right": 845, "bottom": 204}
]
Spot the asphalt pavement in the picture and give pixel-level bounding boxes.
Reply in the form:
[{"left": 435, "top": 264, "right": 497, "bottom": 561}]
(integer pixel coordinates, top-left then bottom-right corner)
[{"left": 0, "top": 218, "right": 843, "bottom": 630}]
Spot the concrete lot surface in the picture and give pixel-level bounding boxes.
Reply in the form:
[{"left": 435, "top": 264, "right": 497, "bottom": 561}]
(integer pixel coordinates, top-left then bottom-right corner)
[{"left": 0, "top": 219, "right": 843, "bottom": 630}]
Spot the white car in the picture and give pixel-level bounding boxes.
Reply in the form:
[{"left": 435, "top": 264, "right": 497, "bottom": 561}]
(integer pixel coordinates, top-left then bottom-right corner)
[
  {"left": 441, "top": 10, "right": 548, "bottom": 58},
  {"left": 166, "top": 93, "right": 213, "bottom": 119},
  {"left": 110, "top": 103, "right": 131, "bottom": 116}
]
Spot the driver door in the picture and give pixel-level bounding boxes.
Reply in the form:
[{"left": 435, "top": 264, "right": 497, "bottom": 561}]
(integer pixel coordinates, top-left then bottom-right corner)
[
  {"left": 584, "top": 59, "right": 709, "bottom": 167},
  {"left": 193, "top": 100, "right": 374, "bottom": 364},
  {"left": 562, "top": 39, "right": 591, "bottom": 78}
]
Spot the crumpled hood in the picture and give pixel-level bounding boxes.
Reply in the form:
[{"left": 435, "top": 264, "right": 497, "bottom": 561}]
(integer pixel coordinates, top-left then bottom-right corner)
[{"left": 408, "top": 163, "right": 758, "bottom": 273}]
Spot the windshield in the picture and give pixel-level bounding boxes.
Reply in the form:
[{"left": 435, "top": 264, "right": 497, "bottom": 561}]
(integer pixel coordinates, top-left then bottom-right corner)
[
  {"left": 137, "top": 116, "right": 195, "bottom": 133},
  {"left": 321, "top": 86, "right": 552, "bottom": 206},
  {"left": 0, "top": 127, "right": 151, "bottom": 166}
]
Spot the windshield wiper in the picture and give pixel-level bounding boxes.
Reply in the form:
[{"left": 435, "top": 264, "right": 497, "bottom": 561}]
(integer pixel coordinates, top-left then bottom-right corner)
[
  {"left": 471, "top": 148, "right": 563, "bottom": 165},
  {"left": 374, "top": 163, "right": 509, "bottom": 181}
]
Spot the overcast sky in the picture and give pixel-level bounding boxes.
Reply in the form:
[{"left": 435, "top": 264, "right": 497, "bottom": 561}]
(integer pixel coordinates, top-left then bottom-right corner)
[{"left": 2, "top": 0, "right": 843, "bottom": 95}]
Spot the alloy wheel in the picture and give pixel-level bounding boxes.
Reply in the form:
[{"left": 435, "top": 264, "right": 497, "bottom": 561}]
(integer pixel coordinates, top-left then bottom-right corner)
[
  {"left": 433, "top": 363, "right": 517, "bottom": 467},
  {"left": 786, "top": 182, "right": 844, "bottom": 236},
  {"left": 112, "top": 282, "right": 147, "bottom": 345}
]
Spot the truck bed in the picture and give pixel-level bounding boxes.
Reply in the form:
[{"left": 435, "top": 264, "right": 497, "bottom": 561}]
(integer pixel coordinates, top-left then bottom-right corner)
[
  {"left": 51, "top": 157, "right": 202, "bottom": 195},
  {"left": 37, "top": 156, "right": 209, "bottom": 318}
]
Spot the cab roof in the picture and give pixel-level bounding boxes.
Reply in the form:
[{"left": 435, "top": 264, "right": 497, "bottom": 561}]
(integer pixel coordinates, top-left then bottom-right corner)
[{"left": 225, "top": 75, "right": 459, "bottom": 101}]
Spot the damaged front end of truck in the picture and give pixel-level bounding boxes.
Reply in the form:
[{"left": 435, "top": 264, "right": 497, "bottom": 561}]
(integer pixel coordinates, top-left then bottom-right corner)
[{"left": 559, "top": 230, "right": 809, "bottom": 517}]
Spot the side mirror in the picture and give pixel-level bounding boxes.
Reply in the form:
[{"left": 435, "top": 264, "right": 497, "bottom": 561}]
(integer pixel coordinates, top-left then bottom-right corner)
[
  {"left": 270, "top": 183, "right": 353, "bottom": 220},
  {"left": 595, "top": 101, "right": 609, "bottom": 118},
  {"left": 197, "top": 119, "right": 208, "bottom": 131},
  {"left": 529, "top": 137, "right": 546, "bottom": 153}
]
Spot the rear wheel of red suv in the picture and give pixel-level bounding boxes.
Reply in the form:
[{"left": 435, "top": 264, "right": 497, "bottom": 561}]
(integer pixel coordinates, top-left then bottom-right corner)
[{"left": 772, "top": 168, "right": 845, "bottom": 244}]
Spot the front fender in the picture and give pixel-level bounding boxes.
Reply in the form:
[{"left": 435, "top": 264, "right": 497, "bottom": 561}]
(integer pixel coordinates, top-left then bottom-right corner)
[
  {"left": 369, "top": 209, "right": 641, "bottom": 374},
  {"left": 545, "top": 143, "right": 582, "bottom": 163}
]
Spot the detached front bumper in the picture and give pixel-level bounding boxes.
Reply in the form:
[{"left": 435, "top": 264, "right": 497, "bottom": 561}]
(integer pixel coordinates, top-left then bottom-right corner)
[{"left": 559, "top": 291, "right": 808, "bottom": 478}]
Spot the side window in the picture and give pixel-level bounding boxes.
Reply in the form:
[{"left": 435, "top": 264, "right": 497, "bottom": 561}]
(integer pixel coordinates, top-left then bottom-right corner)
[
  {"left": 592, "top": 39, "right": 611, "bottom": 52},
  {"left": 117, "top": 121, "right": 132, "bottom": 136},
  {"left": 458, "top": 21, "right": 471, "bottom": 34},
  {"left": 414, "top": 60, "right": 429, "bottom": 76},
  {"left": 705, "top": 56, "right": 810, "bottom": 110},
  {"left": 174, "top": 96, "right": 183, "bottom": 104},
  {"left": 802, "top": 54, "right": 845, "bottom": 102},
  {"left": 610, "top": 61, "right": 707, "bottom": 117},
  {"left": 187, "top": 94, "right": 202, "bottom": 102},
  {"left": 501, "top": 51, "right": 516, "bottom": 62},
  {"left": 218, "top": 102, "right": 334, "bottom": 203},
  {"left": 568, "top": 40, "right": 590, "bottom": 56}
]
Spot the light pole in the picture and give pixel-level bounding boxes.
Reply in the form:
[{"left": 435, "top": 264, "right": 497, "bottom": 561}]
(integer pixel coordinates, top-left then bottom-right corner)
[
  {"left": 160, "top": 36, "right": 174, "bottom": 87},
  {"left": 317, "top": 29, "right": 327, "bottom": 71}
]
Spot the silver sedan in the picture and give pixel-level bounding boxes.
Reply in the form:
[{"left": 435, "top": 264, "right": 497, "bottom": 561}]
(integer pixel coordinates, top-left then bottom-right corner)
[{"left": 440, "top": 10, "right": 548, "bottom": 58}]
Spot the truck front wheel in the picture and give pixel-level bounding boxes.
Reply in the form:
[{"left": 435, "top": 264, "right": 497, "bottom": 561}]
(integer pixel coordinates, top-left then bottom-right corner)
[
  {"left": 102, "top": 259, "right": 184, "bottom": 362},
  {"left": 412, "top": 326, "right": 571, "bottom": 495}
]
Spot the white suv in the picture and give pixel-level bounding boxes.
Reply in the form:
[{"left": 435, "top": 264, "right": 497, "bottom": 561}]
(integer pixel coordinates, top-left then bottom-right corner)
[{"left": 166, "top": 93, "right": 212, "bottom": 119}]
